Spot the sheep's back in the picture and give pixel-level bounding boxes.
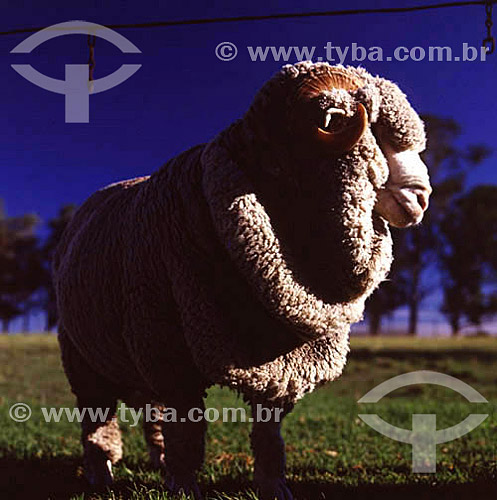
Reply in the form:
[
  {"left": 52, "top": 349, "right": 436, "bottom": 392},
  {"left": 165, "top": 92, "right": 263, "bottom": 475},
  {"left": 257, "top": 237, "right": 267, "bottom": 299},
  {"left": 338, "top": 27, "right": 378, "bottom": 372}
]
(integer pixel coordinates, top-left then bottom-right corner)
[{"left": 54, "top": 177, "right": 150, "bottom": 390}]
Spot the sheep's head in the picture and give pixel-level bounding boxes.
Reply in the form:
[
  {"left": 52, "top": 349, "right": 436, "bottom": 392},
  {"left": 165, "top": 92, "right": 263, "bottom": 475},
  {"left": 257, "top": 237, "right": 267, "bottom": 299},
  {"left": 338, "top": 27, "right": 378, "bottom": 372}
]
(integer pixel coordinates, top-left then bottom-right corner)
[
  {"left": 203, "top": 62, "right": 432, "bottom": 315},
  {"left": 243, "top": 62, "right": 432, "bottom": 229}
]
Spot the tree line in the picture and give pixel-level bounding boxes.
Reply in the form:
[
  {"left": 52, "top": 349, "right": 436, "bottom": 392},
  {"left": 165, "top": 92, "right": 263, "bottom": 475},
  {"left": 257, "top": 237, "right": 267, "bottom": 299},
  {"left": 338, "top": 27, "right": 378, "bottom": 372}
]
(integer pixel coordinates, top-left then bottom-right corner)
[
  {"left": 0, "top": 115, "right": 495, "bottom": 335},
  {"left": 0, "top": 204, "right": 75, "bottom": 333},
  {"left": 367, "top": 115, "right": 495, "bottom": 336}
]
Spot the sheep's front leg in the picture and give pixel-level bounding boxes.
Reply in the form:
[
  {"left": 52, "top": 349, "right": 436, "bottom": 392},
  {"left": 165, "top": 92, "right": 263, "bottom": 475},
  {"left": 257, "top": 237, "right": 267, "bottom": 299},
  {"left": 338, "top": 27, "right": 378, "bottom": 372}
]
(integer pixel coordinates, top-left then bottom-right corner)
[
  {"left": 162, "top": 398, "right": 206, "bottom": 499},
  {"left": 250, "top": 402, "right": 293, "bottom": 500}
]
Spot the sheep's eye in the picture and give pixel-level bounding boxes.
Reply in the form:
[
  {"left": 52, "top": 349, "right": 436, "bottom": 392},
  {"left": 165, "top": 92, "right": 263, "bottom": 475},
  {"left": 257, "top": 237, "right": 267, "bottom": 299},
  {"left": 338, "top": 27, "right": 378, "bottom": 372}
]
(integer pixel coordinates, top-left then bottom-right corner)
[
  {"left": 314, "top": 103, "right": 368, "bottom": 153},
  {"left": 321, "top": 108, "right": 346, "bottom": 132}
]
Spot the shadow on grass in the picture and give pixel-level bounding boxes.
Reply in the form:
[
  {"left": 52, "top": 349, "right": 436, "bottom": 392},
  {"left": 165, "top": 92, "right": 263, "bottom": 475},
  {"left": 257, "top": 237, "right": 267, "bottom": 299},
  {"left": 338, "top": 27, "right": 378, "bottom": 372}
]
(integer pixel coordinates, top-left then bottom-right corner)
[
  {"left": 0, "top": 455, "right": 86, "bottom": 499},
  {"left": 1, "top": 456, "right": 496, "bottom": 500},
  {"left": 286, "top": 477, "right": 497, "bottom": 500}
]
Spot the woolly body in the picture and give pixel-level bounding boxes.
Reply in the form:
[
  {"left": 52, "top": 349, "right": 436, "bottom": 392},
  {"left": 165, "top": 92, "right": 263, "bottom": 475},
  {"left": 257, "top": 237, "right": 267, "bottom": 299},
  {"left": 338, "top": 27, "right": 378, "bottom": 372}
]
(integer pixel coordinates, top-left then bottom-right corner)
[{"left": 53, "top": 62, "right": 429, "bottom": 496}]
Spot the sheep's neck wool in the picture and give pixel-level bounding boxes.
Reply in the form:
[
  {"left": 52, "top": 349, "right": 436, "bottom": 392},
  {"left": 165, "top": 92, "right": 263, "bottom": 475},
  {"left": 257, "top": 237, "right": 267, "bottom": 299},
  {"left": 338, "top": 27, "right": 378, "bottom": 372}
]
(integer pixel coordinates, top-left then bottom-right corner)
[{"left": 183, "top": 131, "right": 394, "bottom": 405}]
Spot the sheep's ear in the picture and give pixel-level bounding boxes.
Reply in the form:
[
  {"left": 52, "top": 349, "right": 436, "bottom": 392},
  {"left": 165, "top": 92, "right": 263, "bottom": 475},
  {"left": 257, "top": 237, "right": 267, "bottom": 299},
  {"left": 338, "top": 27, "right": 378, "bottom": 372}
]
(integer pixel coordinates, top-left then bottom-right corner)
[
  {"left": 315, "top": 103, "right": 369, "bottom": 153},
  {"left": 372, "top": 77, "right": 426, "bottom": 152},
  {"left": 353, "top": 83, "right": 381, "bottom": 123}
]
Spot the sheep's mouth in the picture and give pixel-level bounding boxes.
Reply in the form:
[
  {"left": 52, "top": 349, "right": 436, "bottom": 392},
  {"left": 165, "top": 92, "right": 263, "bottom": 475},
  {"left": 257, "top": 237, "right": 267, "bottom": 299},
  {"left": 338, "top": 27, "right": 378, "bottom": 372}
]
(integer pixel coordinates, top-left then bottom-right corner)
[{"left": 375, "top": 185, "right": 429, "bottom": 228}]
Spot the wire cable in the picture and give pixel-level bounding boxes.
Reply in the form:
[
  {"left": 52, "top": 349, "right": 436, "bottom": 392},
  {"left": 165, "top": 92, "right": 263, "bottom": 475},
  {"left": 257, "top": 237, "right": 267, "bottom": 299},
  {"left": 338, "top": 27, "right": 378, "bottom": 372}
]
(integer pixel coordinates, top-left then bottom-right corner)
[{"left": 0, "top": 1, "right": 495, "bottom": 36}]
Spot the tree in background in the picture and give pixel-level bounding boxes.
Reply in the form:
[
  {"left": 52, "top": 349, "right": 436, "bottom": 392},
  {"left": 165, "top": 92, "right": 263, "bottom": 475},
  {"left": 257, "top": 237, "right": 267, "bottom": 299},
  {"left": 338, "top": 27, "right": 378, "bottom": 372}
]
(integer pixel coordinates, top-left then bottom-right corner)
[
  {"left": 0, "top": 202, "right": 44, "bottom": 333},
  {"left": 394, "top": 115, "right": 490, "bottom": 335},
  {"left": 41, "top": 205, "right": 76, "bottom": 330},
  {"left": 440, "top": 186, "right": 497, "bottom": 335}
]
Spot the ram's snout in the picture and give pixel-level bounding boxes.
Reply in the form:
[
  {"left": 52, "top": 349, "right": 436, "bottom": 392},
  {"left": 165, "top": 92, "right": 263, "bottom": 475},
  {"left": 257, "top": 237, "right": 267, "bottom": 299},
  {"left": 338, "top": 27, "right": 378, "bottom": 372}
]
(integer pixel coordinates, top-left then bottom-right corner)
[{"left": 375, "top": 145, "right": 432, "bottom": 228}]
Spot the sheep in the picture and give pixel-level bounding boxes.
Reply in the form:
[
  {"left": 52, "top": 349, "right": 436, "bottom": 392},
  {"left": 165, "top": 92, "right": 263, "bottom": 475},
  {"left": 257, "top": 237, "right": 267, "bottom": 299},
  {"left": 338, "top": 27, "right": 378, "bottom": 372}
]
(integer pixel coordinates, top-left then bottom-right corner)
[{"left": 53, "top": 61, "right": 431, "bottom": 499}]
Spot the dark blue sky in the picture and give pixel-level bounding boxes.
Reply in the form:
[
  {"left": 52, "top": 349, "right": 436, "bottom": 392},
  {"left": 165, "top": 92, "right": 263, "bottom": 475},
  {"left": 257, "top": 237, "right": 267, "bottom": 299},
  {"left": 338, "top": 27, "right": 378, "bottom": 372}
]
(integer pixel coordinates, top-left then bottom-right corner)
[{"left": 1, "top": 0, "right": 496, "bottom": 227}]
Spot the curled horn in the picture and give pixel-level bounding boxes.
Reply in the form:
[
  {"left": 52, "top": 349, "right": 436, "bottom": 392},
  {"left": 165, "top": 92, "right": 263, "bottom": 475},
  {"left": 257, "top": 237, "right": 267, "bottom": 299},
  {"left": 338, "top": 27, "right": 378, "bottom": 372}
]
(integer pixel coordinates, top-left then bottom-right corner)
[
  {"left": 296, "top": 68, "right": 365, "bottom": 98},
  {"left": 316, "top": 103, "right": 368, "bottom": 153}
]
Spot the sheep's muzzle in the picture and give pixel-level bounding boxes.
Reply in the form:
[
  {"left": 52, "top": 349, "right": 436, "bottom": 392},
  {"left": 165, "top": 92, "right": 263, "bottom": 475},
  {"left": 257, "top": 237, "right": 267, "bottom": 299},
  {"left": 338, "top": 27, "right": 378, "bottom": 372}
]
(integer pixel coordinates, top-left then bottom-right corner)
[{"left": 374, "top": 145, "right": 432, "bottom": 228}]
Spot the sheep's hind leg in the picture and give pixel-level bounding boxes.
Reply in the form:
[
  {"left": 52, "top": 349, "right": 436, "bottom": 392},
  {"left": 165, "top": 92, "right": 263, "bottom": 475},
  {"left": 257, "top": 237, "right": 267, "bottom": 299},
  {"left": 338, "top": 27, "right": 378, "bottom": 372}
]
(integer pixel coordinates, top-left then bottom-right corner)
[
  {"left": 58, "top": 328, "right": 122, "bottom": 487},
  {"left": 78, "top": 395, "right": 122, "bottom": 487},
  {"left": 250, "top": 402, "right": 293, "bottom": 500},
  {"left": 161, "top": 397, "right": 206, "bottom": 499}
]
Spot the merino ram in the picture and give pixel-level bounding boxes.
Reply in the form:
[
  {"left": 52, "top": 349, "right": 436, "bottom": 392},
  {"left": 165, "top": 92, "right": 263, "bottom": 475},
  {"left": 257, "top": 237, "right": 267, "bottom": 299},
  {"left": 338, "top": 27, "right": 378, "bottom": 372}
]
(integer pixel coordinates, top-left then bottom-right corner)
[{"left": 53, "top": 62, "right": 431, "bottom": 499}]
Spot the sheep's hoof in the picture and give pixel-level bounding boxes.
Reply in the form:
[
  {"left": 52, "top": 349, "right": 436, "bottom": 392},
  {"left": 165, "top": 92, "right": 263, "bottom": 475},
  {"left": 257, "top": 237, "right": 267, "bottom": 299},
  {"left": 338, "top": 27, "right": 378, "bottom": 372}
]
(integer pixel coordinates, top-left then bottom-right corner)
[
  {"left": 85, "top": 458, "right": 114, "bottom": 488},
  {"left": 255, "top": 475, "right": 293, "bottom": 500},
  {"left": 165, "top": 472, "right": 203, "bottom": 499}
]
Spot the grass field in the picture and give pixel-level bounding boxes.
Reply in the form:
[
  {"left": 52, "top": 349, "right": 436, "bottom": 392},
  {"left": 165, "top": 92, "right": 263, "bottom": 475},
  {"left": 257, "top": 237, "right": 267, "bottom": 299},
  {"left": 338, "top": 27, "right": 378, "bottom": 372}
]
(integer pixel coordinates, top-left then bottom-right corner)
[{"left": 0, "top": 335, "right": 496, "bottom": 499}]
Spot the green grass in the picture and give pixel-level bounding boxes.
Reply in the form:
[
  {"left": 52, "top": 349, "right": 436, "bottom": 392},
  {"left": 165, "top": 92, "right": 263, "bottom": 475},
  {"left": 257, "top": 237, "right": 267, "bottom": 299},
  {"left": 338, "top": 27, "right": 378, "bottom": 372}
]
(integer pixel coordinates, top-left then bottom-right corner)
[{"left": 0, "top": 335, "right": 496, "bottom": 499}]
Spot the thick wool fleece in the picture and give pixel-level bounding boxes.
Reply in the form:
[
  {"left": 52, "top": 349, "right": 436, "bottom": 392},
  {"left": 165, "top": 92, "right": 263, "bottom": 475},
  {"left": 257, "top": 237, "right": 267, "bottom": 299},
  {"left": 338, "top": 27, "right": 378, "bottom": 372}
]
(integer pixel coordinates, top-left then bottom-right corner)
[{"left": 54, "top": 62, "right": 425, "bottom": 408}]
